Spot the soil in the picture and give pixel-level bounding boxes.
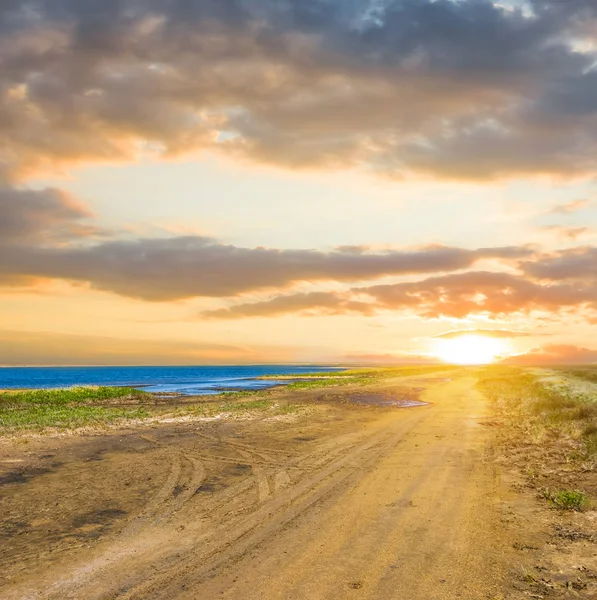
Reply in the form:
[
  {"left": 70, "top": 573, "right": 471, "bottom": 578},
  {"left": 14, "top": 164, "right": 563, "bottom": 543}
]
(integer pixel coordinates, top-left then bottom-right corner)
[{"left": 0, "top": 371, "right": 586, "bottom": 599}]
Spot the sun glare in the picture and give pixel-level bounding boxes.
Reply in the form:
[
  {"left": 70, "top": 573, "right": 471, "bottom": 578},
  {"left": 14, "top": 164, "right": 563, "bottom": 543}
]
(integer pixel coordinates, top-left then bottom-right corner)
[{"left": 432, "top": 334, "right": 508, "bottom": 365}]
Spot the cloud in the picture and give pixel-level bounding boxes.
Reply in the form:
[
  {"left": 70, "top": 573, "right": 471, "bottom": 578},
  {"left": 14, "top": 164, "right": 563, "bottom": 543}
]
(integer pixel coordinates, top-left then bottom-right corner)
[
  {"left": 539, "top": 225, "right": 593, "bottom": 240},
  {"left": 201, "top": 270, "right": 597, "bottom": 320},
  {"left": 521, "top": 247, "right": 597, "bottom": 281},
  {"left": 0, "top": 188, "right": 532, "bottom": 299},
  {"left": 0, "top": 0, "right": 596, "bottom": 179},
  {"left": 433, "top": 329, "right": 533, "bottom": 339},
  {"left": 0, "top": 184, "right": 95, "bottom": 240},
  {"left": 358, "top": 271, "right": 597, "bottom": 318},
  {"left": 202, "top": 292, "right": 377, "bottom": 319},
  {"left": 545, "top": 199, "right": 592, "bottom": 215},
  {"left": 503, "top": 344, "right": 597, "bottom": 365},
  {"left": 1, "top": 174, "right": 597, "bottom": 322}
]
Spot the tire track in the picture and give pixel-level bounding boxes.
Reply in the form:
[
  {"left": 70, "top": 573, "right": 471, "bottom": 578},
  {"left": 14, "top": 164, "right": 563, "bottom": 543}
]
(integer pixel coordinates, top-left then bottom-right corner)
[{"left": 117, "top": 415, "right": 427, "bottom": 600}]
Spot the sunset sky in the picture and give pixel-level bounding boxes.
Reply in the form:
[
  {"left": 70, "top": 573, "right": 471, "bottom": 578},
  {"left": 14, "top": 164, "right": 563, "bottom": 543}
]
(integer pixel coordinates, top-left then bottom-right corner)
[{"left": 2, "top": 0, "right": 597, "bottom": 365}]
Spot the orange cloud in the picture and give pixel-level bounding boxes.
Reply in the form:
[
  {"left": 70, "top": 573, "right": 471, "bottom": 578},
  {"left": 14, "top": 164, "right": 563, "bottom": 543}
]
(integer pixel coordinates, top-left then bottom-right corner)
[
  {"left": 433, "top": 329, "right": 533, "bottom": 339},
  {"left": 503, "top": 344, "right": 597, "bottom": 365},
  {"left": 202, "top": 292, "right": 377, "bottom": 319},
  {"left": 200, "top": 270, "right": 597, "bottom": 321}
]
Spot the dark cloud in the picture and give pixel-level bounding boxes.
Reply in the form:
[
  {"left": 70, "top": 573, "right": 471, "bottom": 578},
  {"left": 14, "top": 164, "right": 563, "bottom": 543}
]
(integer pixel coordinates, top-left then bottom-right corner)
[
  {"left": 0, "top": 0, "right": 596, "bottom": 179},
  {"left": 0, "top": 179, "right": 596, "bottom": 322},
  {"left": 0, "top": 185, "right": 94, "bottom": 240},
  {"left": 3, "top": 239, "right": 529, "bottom": 300},
  {"left": 0, "top": 189, "right": 532, "bottom": 298},
  {"left": 521, "top": 247, "right": 597, "bottom": 281},
  {"left": 503, "top": 344, "right": 597, "bottom": 365}
]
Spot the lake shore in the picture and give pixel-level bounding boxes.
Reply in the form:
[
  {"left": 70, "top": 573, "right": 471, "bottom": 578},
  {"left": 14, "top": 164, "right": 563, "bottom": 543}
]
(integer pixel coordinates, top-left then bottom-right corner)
[{"left": 2, "top": 366, "right": 597, "bottom": 599}]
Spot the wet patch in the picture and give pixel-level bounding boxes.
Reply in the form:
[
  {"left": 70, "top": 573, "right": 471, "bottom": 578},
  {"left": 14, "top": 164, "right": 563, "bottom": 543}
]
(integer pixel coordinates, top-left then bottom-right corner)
[
  {"left": 71, "top": 508, "right": 127, "bottom": 538},
  {"left": 1, "top": 520, "right": 29, "bottom": 538},
  {"left": 85, "top": 450, "right": 106, "bottom": 462},
  {"left": 232, "top": 463, "right": 251, "bottom": 474},
  {"left": 348, "top": 393, "right": 429, "bottom": 408},
  {"left": 0, "top": 467, "right": 52, "bottom": 485},
  {"left": 172, "top": 484, "right": 186, "bottom": 497},
  {"left": 195, "top": 482, "right": 217, "bottom": 494},
  {"left": 195, "top": 477, "right": 227, "bottom": 495}
]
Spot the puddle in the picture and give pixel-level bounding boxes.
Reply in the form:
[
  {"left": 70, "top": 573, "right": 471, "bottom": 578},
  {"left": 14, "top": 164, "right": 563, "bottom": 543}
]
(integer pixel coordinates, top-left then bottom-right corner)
[
  {"left": 0, "top": 467, "right": 53, "bottom": 485},
  {"left": 348, "top": 393, "right": 429, "bottom": 408},
  {"left": 71, "top": 508, "right": 127, "bottom": 533}
]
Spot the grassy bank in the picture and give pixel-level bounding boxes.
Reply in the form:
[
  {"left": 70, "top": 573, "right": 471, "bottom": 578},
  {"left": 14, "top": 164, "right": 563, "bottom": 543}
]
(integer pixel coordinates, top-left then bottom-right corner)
[
  {"left": 553, "top": 366, "right": 597, "bottom": 386},
  {"left": 1, "top": 365, "right": 454, "bottom": 433},
  {"left": 476, "top": 367, "right": 597, "bottom": 594},
  {"left": 477, "top": 366, "right": 597, "bottom": 513},
  {"left": 477, "top": 366, "right": 597, "bottom": 462},
  {"left": 0, "top": 386, "right": 305, "bottom": 433},
  {"left": 0, "top": 387, "right": 152, "bottom": 432},
  {"left": 260, "top": 365, "right": 454, "bottom": 390}
]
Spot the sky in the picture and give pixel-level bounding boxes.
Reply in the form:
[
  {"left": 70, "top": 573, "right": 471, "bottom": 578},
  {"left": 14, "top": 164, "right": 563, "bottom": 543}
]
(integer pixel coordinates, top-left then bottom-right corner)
[{"left": 1, "top": 0, "right": 597, "bottom": 365}]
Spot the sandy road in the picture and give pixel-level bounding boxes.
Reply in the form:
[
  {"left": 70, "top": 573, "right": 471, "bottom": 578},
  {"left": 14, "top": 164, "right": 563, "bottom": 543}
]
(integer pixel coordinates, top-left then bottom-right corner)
[{"left": 1, "top": 374, "right": 513, "bottom": 600}]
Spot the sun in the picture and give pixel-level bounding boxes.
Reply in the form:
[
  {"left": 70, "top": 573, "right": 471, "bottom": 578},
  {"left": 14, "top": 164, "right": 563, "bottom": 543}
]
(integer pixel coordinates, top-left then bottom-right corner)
[{"left": 432, "top": 334, "right": 508, "bottom": 365}]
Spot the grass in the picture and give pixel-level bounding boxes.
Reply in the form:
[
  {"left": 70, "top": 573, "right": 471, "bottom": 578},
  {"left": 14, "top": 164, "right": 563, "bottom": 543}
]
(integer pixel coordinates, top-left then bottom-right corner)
[
  {"left": 0, "top": 385, "right": 306, "bottom": 432},
  {"left": 260, "top": 366, "right": 454, "bottom": 390},
  {"left": 477, "top": 366, "right": 597, "bottom": 460},
  {"left": 1, "top": 364, "right": 454, "bottom": 433},
  {"left": 554, "top": 368, "right": 597, "bottom": 385},
  {"left": 541, "top": 489, "right": 588, "bottom": 511},
  {"left": 0, "top": 387, "right": 152, "bottom": 432},
  {"left": 476, "top": 366, "right": 597, "bottom": 517}
]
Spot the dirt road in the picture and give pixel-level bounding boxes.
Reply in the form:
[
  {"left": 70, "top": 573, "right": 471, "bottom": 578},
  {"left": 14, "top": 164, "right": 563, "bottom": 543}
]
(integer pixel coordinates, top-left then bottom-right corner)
[{"left": 1, "top": 374, "right": 514, "bottom": 599}]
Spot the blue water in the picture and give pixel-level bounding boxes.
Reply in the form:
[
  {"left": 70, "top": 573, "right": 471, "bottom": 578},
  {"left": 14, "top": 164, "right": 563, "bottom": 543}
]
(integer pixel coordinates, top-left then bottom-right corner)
[{"left": 0, "top": 365, "right": 341, "bottom": 395}]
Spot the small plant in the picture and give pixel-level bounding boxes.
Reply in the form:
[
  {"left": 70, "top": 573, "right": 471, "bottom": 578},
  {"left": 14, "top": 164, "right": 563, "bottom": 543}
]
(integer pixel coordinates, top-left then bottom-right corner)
[
  {"left": 541, "top": 488, "right": 587, "bottom": 511},
  {"left": 520, "top": 565, "right": 538, "bottom": 585}
]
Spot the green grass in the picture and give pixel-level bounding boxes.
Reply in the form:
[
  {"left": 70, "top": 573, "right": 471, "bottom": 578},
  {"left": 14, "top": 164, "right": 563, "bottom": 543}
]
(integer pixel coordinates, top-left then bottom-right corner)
[
  {"left": 260, "top": 366, "right": 454, "bottom": 379},
  {"left": 541, "top": 489, "right": 588, "bottom": 511},
  {"left": 260, "top": 366, "right": 454, "bottom": 390},
  {"left": 0, "top": 387, "right": 151, "bottom": 432},
  {"left": 0, "top": 384, "right": 303, "bottom": 433},
  {"left": 554, "top": 367, "right": 597, "bottom": 385}
]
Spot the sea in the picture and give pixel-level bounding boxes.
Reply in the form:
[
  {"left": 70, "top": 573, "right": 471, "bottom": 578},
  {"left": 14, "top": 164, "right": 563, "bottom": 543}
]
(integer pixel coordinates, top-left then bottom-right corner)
[{"left": 0, "top": 365, "right": 342, "bottom": 396}]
